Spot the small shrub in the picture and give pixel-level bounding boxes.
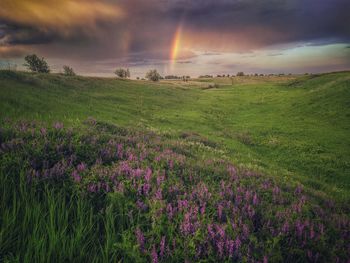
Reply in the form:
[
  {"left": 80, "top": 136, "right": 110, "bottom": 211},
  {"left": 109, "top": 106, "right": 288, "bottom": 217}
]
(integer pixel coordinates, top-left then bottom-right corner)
[
  {"left": 63, "top": 65, "right": 76, "bottom": 76},
  {"left": 145, "top": 69, "right": 161, "bottom": 81},
  {"left": 115, "top": 68, "right": 130, "bottom": 78},
  {"left": 24, "top": 54, "right": 50, "bottom": 73}
]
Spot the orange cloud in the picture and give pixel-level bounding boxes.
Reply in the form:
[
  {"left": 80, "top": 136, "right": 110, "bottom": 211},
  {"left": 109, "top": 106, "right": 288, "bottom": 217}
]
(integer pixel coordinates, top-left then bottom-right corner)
[
  {"left": 0, "top": 0, "right": 123, "bottom": 33},
  {"left": 0, "top": 45, "right": 28, "bottom": 58}
]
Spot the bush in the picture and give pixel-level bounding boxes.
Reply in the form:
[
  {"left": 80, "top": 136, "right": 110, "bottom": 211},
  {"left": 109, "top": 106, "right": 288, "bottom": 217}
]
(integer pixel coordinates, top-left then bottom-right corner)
[
  {"left": 24, "top": 54, "right": 50, "bottom": 73},
  {"left": 63, "top": 65, "right": 76, "bottom": 76},
  {"left": 145, "top": 69, "right": 161, "bottom": 81},
  {"left": 115, "top": 68, "right": 130, "bottom": 78}
]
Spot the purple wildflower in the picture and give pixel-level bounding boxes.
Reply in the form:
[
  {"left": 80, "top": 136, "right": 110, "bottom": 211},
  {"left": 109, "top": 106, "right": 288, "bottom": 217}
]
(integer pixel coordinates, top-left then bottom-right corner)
[
  {"left": 117, "top": 144, "right": 123, "bottom": 159},
  {"left": 151, "top": 245, "right": 158, "bottom": 263},
  {"left": 40, "top": 127, "right": 47, "bottom": 136},
  {"left": 77, "top": 162, "right": 87, "bottom": 172},
  {"left": 226, "top": 239, "right": 235, "bottom": 257},
  {"left": 155, "top": 189, "right": 162, "bottom": 200},
  {"left": 135, "top": 228, "right": 145, "bottom": 252},
  {"left": 160, "top": 236, "right": 166, "bottom": 257},
  {"left": 235, "top": 237, "right": 241, "bottom": 250},
  {"left": 53, "top": 122, "right": 64, "bottom": 130},
  {"left": 71, "top": 170, "right": 81, "bottom": 183},
  {"left": 166, "top": 203, "right": 174, "bottom": 220},
  {"left": 145, "top": 168, "right": 152, "bottom": 182},
  {"left": 252, "top": 193, "right": 259, "bottom": 205}
]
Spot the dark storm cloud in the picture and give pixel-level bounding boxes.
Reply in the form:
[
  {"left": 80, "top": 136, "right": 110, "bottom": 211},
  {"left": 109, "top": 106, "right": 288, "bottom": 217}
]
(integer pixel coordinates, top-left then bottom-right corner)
[
  {"left": 176, "top": 0, "right": 350, "bottom": 47},
  {"left": 119, "top": 0, "right": 350, "bottom": 55},
  {"left": 0, "top": 23, "right": 65, "bottom": 45},
  {"left": 0, "top": 0, "right": 349, "bottom": 69}
]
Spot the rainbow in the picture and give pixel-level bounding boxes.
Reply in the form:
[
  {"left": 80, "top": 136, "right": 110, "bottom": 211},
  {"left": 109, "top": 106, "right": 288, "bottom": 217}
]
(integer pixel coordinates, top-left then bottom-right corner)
[{"left": 169, "top": 24, "right": 183, "bottom": 70}]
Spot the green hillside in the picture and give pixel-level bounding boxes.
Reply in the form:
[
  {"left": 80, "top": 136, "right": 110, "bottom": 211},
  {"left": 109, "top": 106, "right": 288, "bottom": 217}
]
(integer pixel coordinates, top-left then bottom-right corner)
[
  {"left": 1, "top": 70, "right": 350, "bottom": 262},
  {"left": 1, "top": 70, "right": 349, "bottom": 201}
]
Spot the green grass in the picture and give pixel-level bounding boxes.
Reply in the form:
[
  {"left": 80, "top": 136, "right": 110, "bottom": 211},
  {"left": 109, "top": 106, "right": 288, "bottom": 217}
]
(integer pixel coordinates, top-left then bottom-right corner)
[
  {"left": 1, "top": 70, "right": 349, "bottom": 202},
  {"left": 0, "top": 70, "right": 349, "bottom": 262}
]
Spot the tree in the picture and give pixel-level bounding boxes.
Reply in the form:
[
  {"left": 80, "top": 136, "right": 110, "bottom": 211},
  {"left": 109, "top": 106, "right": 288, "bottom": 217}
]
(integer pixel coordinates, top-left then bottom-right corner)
[
  {"left": 236, "top": 72, "right": 244, "bottom": 76},
  {"left": 63, "top": 65, "right": 76, "bottom": 76},
  {"left": 145, "top": 69, "right": 161, "bottom": 81},
  {"left": 115, "top": 68, "right": 130, "bottom": 78},
  {"left": 24, "top": 54, "right": 50, "bottom": 73}
]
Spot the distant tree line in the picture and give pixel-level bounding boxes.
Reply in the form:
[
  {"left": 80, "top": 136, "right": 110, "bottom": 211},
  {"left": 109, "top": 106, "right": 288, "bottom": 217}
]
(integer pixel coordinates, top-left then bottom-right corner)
[
  {"left": 198, "top": 72, "right": 294, "bottom": 78},
  {"left": 164, "top": 75, "right": 191, "bottom": 81},
  {"left": 199, "top": 75, "right": 213, "bottom": 78},
  {"left": 12, "top": 54, "right": 297, "bottom": 80}
]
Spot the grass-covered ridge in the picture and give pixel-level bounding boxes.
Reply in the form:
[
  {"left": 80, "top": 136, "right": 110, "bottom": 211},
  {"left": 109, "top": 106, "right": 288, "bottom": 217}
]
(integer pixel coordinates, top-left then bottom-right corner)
[{"left": 0, "top": 120, "right": 348, "bottom": 262}]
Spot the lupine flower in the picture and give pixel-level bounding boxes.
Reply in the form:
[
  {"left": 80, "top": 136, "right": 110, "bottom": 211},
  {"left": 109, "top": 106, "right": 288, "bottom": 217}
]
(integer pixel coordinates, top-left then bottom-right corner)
[
  {"left": 136, "top": 200, "right": 148, "bottom": 211},
  {"left": 71, "top": 170, "right": 81, "bottom": 183},
  {"left": 128, "top": 152, "right": 134, "bottom": 161},
  {"left": 145, "top": 168, "right": 152, "bottom": 182},
  {"left": 87, "top": 183, "right": 97, "bottom": 193},
  {"left": 177, "top": 199, "right": 189, "bottom": 211},
  {"left": 151, "top": 245, "right": 158, "bottom": 263},
  {"left": 310, "top": 224, "right": 315, "bottom": 239},
  {"left": 295, "top": 220, "right": 305, "bottom": 238},
  {"left": 53, "top": 122, "right": 64, "bottom": 130},
  {"left": 200, "top": 203, "right": 206, "bottom": 215},
  {"left": 252, "top": 193, "right": 259, "bottom": 205},
  {"left": 294, "top": 184, "right": 303, "bottom": 195},
  {"left": 273, "top": 186, "right": 280, "bottom": 195},
  {"left": 77, "top": 163, "right": 87, "bottom": 172},
  {"left": 227, "top": 165, "right": 237, "bottom": 178},
  {"left": 207, "top": 224, "right": 215, "bottom": 239},
  {"left": 235, "top": 237, "right": 241, "bottom": 250},
  {"left": 135, "top": 228, "right": 145, "bottom": 252},
  {"left": 155, "top": 189, "right": 162, "bottom": 200},
  {"left": 217, "top": 241, "right": 224, "bottom": 258},
  {"left": 318, "top": 223, "right": 324, "bottom": 236},
  {"left": 117, "top": 144, "right": 123, "bottom": 159},
  {"left": 226, "top": 239, "right": 235, "bottom": 257},
  {"left": 160, "top": 236, "right": 166, "bottom": 257},
  {"left": 217, "top": 203, "right": 223, "bottom": 221},
  {"left": 169, "top": 159, "right": 174, "bottom": 169},
  {"left": 166, "top": 203, "right": 174, "bottom": 220},
  {"left": 40, "top": 127, "right": 47, "bottom": 136},
  {"left": 282, "top": 221, "right": 289, "bottom": 234}
]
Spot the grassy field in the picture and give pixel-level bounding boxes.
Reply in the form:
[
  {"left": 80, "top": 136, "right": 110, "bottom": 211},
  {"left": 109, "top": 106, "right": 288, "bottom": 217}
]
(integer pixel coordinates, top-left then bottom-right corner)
[
  {"left": 1, "top": 70, "right": 349, "bottom": 201},
  {"left": 0, "top": 70, "right": 349, "bottom": 262}
]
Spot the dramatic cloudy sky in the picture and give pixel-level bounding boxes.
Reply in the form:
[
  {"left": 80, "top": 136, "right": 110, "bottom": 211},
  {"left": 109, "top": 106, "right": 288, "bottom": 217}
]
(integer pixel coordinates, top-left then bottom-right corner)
[{"left": 0, "top": 0, "right": 349, "bottom": 77}]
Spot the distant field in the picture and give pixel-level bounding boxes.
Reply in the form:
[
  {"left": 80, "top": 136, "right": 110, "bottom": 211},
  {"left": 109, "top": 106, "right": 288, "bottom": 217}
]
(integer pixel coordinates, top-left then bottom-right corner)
[
  {"left": 1, "top": 70, "right": 349, "bottom": 202},
  {"left": 1, "top": 70, "right": 350, "bottom": 262}
]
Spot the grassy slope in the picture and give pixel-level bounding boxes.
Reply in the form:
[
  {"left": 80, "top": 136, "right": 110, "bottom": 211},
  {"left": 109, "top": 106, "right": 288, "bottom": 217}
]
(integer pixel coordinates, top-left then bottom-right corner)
[{"left": 0, "top": 70, "right": 349, "bottom": 202}]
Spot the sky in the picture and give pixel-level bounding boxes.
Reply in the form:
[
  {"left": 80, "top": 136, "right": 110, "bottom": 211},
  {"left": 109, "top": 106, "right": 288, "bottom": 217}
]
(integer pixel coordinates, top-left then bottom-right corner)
[{"left": 0, "top": 0, "right": 349, "bottom": 78}]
